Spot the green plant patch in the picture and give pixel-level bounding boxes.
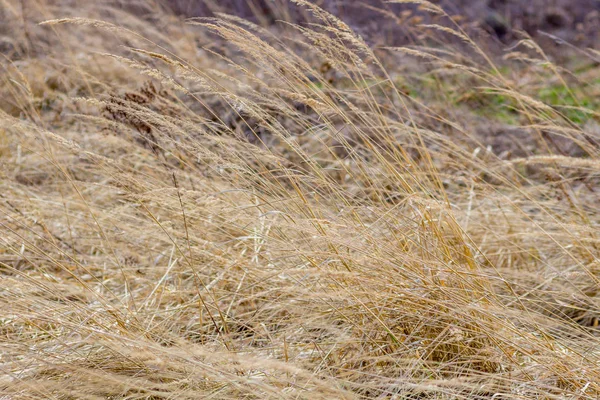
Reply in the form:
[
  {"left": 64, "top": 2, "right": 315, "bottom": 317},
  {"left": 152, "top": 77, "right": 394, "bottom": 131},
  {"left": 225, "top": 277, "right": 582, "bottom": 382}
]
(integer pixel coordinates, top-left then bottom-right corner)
[{"left": 537, "top": 84, "right": 598, "bottom": 124}]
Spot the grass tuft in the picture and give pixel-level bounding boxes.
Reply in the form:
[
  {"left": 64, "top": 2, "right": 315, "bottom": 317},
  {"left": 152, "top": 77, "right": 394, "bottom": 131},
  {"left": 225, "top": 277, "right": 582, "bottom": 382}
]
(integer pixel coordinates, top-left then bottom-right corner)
[{"left": 1, "top": 1, "right": 600, "bottom": 398}]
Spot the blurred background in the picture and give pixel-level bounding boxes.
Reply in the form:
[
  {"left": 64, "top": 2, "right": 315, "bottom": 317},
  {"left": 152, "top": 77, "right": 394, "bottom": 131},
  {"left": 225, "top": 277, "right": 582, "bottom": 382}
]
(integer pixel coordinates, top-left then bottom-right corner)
[
  {"left": 159, "top": 0, "right": 600, "bottom": 47},
  {"left": 2, "top": 0, "right": 599, "bottom": 60}
]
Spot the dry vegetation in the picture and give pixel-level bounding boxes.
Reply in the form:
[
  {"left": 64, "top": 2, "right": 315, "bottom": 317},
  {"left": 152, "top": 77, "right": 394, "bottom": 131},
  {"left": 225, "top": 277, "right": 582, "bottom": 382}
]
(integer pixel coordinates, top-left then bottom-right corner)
[{"left": 1, "top": 0, "right": 600, "bottom": 398}]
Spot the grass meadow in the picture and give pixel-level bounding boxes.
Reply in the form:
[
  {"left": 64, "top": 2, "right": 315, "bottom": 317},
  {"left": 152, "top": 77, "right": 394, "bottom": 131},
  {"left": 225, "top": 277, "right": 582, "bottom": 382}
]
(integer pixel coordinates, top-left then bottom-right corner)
[{"left": 1, "top": 0, "right": 600, "bottom": 398}]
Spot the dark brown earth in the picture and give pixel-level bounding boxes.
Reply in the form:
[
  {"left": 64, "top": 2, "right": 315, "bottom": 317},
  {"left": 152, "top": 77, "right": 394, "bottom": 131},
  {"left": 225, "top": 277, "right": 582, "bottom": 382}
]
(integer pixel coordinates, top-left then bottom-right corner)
[
  {"left": 163, "top": 0, "right": 600, "bottom": 49},
  {"left": 3, "top": 1, "right": 597, "bottom": 60}
]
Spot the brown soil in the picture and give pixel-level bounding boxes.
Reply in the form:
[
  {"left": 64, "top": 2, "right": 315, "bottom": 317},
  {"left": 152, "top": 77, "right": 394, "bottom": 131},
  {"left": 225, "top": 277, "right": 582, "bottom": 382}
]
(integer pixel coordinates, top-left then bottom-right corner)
[{"left": 163, "top": 0, "right": 600, "bottom": 49}]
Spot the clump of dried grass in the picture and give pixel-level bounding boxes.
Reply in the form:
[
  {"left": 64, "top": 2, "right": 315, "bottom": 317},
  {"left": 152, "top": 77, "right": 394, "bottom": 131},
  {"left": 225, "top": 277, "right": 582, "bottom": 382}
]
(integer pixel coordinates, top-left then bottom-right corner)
[{"left": 1, "top": 0, "right": 600, "bottom": 398}]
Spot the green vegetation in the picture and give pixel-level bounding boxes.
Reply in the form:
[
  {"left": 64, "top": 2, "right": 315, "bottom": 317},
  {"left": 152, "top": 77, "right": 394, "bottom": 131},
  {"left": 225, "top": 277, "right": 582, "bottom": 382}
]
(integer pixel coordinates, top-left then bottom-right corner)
[{"left": 537, "top": 83, "right": 597, "bottom": 124}]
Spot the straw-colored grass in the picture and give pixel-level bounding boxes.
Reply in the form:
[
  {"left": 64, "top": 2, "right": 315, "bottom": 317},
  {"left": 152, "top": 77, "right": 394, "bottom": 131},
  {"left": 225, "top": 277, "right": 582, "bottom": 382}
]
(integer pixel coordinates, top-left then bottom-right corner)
[{"left": 1, "top": 0, "right": 599, "bottom": 398}]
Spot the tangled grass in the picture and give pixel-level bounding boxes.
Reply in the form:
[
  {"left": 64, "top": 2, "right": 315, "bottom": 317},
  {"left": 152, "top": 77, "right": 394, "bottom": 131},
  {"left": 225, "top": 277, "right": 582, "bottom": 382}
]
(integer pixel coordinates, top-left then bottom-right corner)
[{"left": 1, "top": 0, "right": 600, "bottom": 398}]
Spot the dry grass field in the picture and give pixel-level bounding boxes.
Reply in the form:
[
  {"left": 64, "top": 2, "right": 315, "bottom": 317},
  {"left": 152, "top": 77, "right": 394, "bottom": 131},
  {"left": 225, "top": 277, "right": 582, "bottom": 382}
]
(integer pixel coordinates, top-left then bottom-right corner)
[{"left": 1, "top": 0, "right": 600, "bottom": 398}]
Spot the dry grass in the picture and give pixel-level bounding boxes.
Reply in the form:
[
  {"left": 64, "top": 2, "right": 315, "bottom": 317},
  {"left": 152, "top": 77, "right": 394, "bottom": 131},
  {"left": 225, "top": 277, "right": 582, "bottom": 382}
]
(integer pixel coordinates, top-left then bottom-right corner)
[{"left": 1, "top": 0, "right": 600, "bottom": 398}]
